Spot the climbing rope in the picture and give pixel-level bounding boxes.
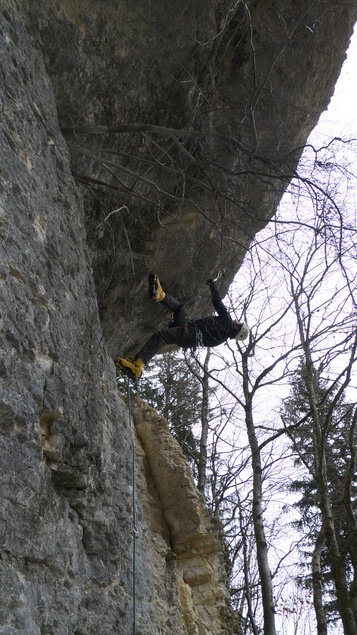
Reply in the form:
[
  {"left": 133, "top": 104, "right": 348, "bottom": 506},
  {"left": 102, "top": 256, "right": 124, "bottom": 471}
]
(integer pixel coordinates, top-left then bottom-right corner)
[{"left": 127, "top": 378, "right": 137, "bottom": 635}]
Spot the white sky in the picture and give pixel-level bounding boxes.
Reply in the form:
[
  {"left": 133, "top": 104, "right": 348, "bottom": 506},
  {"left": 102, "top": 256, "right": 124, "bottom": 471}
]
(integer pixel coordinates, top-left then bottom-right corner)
[
  {"left": 226, "top": 27, "right": 357, "bottom": 635},
  {"left": 315, "top": 26, "right": 357, "bottom": 138},
  {"left": 276, "top": 28, "right": 357, "bottom": 635}
]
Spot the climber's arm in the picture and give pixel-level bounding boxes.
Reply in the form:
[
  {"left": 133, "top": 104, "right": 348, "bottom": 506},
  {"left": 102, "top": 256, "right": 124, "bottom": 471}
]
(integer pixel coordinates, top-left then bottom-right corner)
[{"left": 206, "top": 279, "right": 229, "bottom": 317}]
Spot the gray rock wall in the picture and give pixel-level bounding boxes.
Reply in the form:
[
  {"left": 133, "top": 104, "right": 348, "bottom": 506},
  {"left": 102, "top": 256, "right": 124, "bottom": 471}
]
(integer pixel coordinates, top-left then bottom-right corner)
[
  {"left": 25, "top": 0, "right": 357, "bottom": 358},
  {"left": 0, "top": 6, "right": 235, "bottom": 634},
  {"left": 0, "top": 8, "right": 134, "bottom": 634},
  {"left": 1, "top": 2, "right": 357, "bottom": 634}
]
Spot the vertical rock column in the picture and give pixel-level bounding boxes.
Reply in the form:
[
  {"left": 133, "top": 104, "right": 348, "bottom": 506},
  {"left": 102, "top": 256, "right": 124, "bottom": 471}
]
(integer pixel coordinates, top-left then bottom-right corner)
[
  {"left": 131, "top": 397, "right": 234, "bottom": 635},
  {"left": 0, "top": 9, "right": 134, "bottom": 634}
]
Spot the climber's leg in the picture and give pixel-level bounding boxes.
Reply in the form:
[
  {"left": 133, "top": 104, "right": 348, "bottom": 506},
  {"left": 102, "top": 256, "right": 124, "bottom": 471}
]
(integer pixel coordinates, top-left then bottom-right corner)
[
  {"left": 148, "top": 273, "right": 187, "bottom": 327},
  {"left": 115, "top": 357, "right": 145, "bottom": 381},
  {"left": 160, "top": 293, "right": 187, "bottom": 328},
  {"left": 136, "top": 326, "right": 195, "bottom": 365},
  {"left": 148, "top": 272, "right": 166, "bottom": 302}
]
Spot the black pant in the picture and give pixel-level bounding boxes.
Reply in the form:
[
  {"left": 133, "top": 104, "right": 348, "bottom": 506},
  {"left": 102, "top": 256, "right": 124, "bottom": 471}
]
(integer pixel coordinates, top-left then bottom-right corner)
[{"left": 136, "top": 294, "right": 196, "bottom": 364}]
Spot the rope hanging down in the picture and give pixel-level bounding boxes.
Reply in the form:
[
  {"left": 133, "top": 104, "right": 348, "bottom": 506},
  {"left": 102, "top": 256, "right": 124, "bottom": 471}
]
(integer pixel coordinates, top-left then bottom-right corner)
[{"left": 127, "top": 378, "right": 138, "bottom": 635}]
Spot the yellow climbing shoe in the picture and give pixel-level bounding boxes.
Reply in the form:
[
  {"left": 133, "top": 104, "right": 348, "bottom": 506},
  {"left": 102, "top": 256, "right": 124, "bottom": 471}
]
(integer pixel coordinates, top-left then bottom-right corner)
[
  {"left": 148, "top": 272, "right": 166, "bottom": 302},
  {"left": 115, "top": 357, "right": 145, "bottom": 381}
]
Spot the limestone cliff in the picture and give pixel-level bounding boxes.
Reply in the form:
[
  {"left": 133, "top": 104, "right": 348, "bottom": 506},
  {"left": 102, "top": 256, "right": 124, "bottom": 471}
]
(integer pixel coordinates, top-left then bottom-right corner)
[
  {"left": 0, "top": 2, "right": 356, "bottom": 634},
  {"left": 130, "top": 397, "right": 234, "bottom": 635}
]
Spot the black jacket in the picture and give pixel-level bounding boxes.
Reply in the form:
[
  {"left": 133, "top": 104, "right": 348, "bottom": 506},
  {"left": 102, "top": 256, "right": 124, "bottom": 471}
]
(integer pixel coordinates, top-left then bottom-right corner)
[{"left": 193, "top": 286, "right": 236, "bottom": 347}]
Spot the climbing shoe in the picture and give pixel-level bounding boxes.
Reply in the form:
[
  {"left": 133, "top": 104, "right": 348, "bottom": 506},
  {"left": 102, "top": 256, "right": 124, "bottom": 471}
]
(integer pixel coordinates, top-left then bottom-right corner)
[
  {"left": 115, "top": 357, "right": 145, "bottom": 381},
  {"left": 148, "top": 272, "right": 166, "bottom": 302}
]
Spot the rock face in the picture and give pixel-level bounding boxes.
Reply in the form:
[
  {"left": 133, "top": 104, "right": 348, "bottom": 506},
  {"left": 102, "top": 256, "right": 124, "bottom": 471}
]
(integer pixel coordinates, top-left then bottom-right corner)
[
  {"left": 130, "top": 397, "right": 234, "bottom": 635},
  {"left": 26, "top": 0, "right": 357, "bottom": 357},
  {"left": 0, "top": 2, "right": 356, "bottom": 634}
]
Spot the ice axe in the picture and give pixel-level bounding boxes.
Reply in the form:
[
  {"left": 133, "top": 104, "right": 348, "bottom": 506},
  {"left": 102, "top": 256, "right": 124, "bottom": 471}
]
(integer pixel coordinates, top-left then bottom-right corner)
[{"left": 206, "top": 269, "right": 226, "bottom": 285}]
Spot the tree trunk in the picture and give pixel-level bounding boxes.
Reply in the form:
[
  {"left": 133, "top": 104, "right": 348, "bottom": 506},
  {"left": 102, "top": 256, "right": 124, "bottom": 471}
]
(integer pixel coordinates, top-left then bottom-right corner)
[
  {"left": 197, "top": 348, "right": 211, "bottom": 495},
  {"left": 312, "top": 527, "right": 328, "bottom": 635},
  {"left": 344, "top": 409, "right": 357, "bottom": 622},
  {"left": 294, "top": 295, "right": 357, "bottom": 634},
  {"left": 242, "top": 352, "right": 277, "bottom": 635},
  {"left": 239, "top": 509, "right": 260, "bottom": 635}
]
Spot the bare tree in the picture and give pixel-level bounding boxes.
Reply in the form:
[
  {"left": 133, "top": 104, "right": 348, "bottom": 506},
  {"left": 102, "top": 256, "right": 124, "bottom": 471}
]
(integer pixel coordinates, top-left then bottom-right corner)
[
  {"left": 280, "top": 246, "right": 357, "bottom": 631},
  {"left": 193, "top": 147, "right": 357, "bottom": 631},
  {"left": 184, "top": 348, "right": 212, "bottom": 495}
]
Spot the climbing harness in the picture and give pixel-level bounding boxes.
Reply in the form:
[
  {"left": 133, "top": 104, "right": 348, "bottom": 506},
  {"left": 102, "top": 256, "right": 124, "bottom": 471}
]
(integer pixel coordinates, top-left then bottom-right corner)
[
  {"left": 127, "top": 378, "right": 137, "bottom": 635},
  {"left": 187, "top": 321, "right": 204, "bottom": 351}
]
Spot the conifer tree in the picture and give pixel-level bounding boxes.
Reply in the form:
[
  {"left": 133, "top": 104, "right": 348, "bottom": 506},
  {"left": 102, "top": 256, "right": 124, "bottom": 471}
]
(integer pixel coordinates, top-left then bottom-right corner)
[{"left": 282, "top": 360, "right": 357, "bottom": 633}]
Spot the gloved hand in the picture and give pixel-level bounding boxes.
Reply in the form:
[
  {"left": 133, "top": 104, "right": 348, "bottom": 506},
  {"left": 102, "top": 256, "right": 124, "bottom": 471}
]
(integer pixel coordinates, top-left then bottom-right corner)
[{"left": 206, "top": 278, "right": 216, "bottom": 291}]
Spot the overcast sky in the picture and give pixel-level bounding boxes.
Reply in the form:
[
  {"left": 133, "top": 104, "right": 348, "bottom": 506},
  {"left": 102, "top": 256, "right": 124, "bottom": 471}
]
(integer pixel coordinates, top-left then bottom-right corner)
[{"left": 315, "top": 25, "right": 357, "bottom": 138}]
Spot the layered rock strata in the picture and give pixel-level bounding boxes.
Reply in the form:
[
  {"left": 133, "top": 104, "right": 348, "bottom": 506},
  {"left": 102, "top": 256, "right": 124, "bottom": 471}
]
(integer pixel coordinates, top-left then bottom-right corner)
[
  {"left": 1, "top": 2, "right": 357, "bottom": 634},
  {"left": 130, "top": 397, "right": 234, "bottom": 635}
]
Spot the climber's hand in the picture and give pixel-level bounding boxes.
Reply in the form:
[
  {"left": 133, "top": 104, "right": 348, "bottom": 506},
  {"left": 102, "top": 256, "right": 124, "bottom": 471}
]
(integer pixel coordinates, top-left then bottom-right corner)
[{"left": 206, "top": 278, "right": 216, "bottom": 291}]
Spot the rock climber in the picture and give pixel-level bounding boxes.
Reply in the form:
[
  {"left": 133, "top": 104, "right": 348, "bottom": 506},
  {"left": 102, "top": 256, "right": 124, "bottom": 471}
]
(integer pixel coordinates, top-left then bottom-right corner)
[{"left": 115, "top": 273, "right": 249, "bottom": 381}]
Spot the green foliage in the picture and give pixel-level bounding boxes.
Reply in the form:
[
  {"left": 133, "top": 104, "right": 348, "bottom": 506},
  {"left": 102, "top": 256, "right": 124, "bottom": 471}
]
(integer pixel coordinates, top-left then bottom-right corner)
[{"left": 282, "top": 359, "right": 357, "bottom": 621}]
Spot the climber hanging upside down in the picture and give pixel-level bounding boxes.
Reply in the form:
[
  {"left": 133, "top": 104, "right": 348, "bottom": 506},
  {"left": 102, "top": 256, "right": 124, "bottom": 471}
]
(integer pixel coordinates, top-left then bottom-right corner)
[{"left": 115, "top": 273, "right": 249, "bottom": 381}]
